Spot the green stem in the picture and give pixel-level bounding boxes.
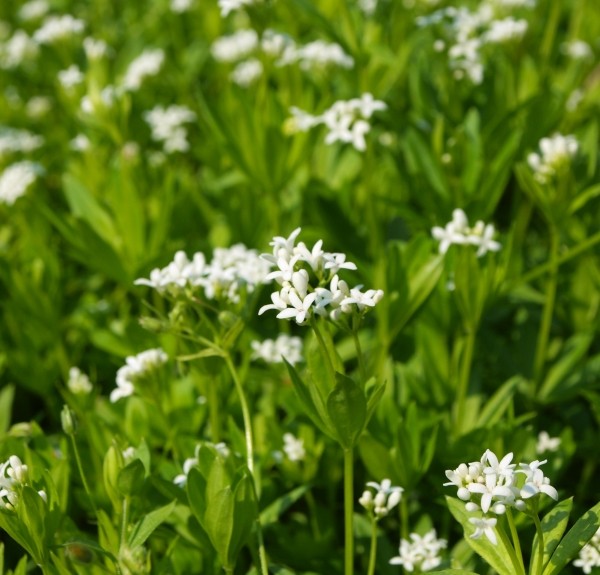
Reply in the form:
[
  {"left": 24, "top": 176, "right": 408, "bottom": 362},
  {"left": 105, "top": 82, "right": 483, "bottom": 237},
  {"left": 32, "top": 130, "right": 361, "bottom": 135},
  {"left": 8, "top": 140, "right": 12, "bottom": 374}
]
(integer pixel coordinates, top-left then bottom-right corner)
[
  {"left": 69, "top": 434, "right": 98, "bottom": 516},
  {"left": 497, "top": 524, "right": 526, "bottom": 575},
  {"left": 367, "top": 519, "right": 378, "bottom": 575},
  {"left": 399, "top": 497, "right": 409, "bottom": 540},
  {"left": 306, "top": 489, "right": 322, "bottom": 539},
  {"left": 223, "top": 353, "right": 269, "bottom": 575},
  {"left": 532, "top": 513, "right": 545, "bottom": 575},
  {"left": 352, "top": 329, "right": 367, "bottom": 385},
  {"left": 454, "top": 328, "right": 476, "bottom": 436},
  {"left": 311, "top": 317, "right": 336, "bottom": 384},
  {"left": 533, "top": 227, "right": 559, "bottom": 386},
  {"left": 120, "top": 496, "right": 130, "bottom": 549},
  {"left": 506, "top": 509, "right": 525, "bottom": 575},
  {"left": 208, "top": 375, "right": 221, "bottom": 443},
  {"left": 344, "top": 448, "right": 354, "bottom": 575}
]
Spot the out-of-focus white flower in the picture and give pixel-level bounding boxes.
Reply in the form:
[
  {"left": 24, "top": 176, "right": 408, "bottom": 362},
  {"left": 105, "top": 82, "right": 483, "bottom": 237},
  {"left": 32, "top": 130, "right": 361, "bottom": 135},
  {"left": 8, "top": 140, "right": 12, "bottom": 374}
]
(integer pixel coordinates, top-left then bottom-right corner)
[
  {"left": 469, "top": 516, "right": 498, "bottom": 545},
  {"left": 83, "top": 37, "right": 109, "bottom": 59},
  {"left": 527, "top": 133, "right": 579, "bottom": 184},
  {"left": 360, "top": 479, "right": 404, "bottom": 518},
  {"left": 432, "top": 209, "right": 501, "bottom": 257},
  {"left": 171, "top": 0, "right": 194, "bottom": 12},
  {"left": 33, "top": 15, "right": 85, "bottom": 44},
  {"left": 18, "top": 0, "right": 49, "bottom": 21},
  {"left": 110, "top": 349, "right": 168, "bottom": 402},
  {"left": 261, "top": 29, "right": 293, "bottom": 57},
  {"left": 251, "top": 334, "right": 303, "bottom": 365},
  {"left": 58, "top": 65, "right": 84, "bottom": 89},
  {"left": 0, "top": 127, "right": 43, "bottom": 157},
  {"left": 283, "top": 433, "right": 305, "bottom": 462},
  {"left": 277, "top": 39, "right": 353, "bottom": 69},
  {"left": 536, "top": 431, "right": 561, "bottom": 454},
  {"left": 0, "top": 455, "right": 47, "bottom": 511},
  {"left": 218, "top": 0, "right": 258, "bottom": 17},
  {"left": 231, "top": 58, "right": 263, "bottom": 86},
  {"left": 143, "top": 105, "right": 196, "bottom": 153},
  {"left": 389, "top": 529, "right": 447, "bottom": 571},
  {"left": 358, "top": 0, "right": 378, "bottom": 16},
  {"left": 573, "top": 528, "right": 600, "bottom": 574},
  {"left": 211, "top": 29, "right": 258, "bottom": 62},
  {"left": 518, "top": 459, "right": 558, "bottom": 500},
  {"left": 67, "top": 367, "right": 93, "bottom": 395},
  {"left": 0, "top": 30, "right": 39, "bottom": 68},
  {"left": 80, "top": 85, "right": 118, "bottom": 115},
  {"left": 70, "top": 134, "right": 91, "bottom": 152},
  {"left": 122, "top": 49, "right": 164, "bottom": 91},
  {"left": 484, "top": 17, "right": 527, "bottom": 43},
  {"left": 561, "top": 40, "right": 593, "bottom": 60},
  {"left": 0, "top": 161, "right": 40, "bottom": 205},
  {"left": 26, "top": 96, "right": 51, "bottom": 118}
]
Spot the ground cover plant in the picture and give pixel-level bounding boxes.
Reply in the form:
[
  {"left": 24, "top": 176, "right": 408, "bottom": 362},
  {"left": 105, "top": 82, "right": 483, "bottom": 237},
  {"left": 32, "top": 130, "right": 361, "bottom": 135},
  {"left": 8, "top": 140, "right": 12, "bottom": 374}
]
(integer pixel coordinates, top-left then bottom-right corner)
[{"left": 1, "top": 0, "right": 600, "bottom": 573}]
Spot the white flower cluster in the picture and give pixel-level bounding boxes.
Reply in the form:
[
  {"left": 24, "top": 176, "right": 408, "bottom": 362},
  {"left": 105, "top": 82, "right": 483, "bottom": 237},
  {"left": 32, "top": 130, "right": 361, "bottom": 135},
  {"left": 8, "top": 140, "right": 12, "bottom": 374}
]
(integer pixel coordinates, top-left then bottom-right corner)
[
  {"left": 0, "top": 127, "right": 43, "bottom": 157},
  {"left": 536, "top": 431, "right": 561, "bottom": 454},
  {"left": 110, "top": 348, "right": 168, "bottom": 403},
  {"left": 358, "top": 0, "right": 378, "bottom": 16},
  {"left": 173, "top": 442, "right": 230, "bottom": 487},
  {"left": 444, "top": 449, "right": 558, "bottom": 545},
  {"left": 574, "top": 528, "right": 600, "bottom": 574},
  {"left": 211, "top": 29, "right": 353, "bottom": 87},
  {"left": 67, "top": 366, "right": 93, "bottom": 395},
  {"left": 561, "top": 40, "right": 593, "bottom": 60},
  {"left": 80, "top": 85, "right": 118, "bottom": 115},
  {"left": 18, "top": 0, "right": 50, "bottom": 21},
  {"left": 143, "top": 105, "right": 196, "bottom": 154},
  {"left": 0, "top": 455, "right": 47, "bottom": 511},
  {"left": 122, "top": 49, "right": 165, "bottom": 91},
  {"left": 171, "top": 0, "right": 194, "bottom": 12},
  {"left": 58, "top": 64, "right": 84, "bottom": 89},
  {"left": 418, "top": 1, "right": 533, "bottom": 84},
  {"left": 527, "top": 133, "right": 579, "bottom": 184},
  {"left": 251, "top": 334, "right": 303, "bottom": 365},
  {"left": 287, "top": 93, "right": 386, "bottom": 152},
  {"left": 259, "top": 228, "right": 383, "bottom": 325},
  {"left": 0, "top": 161, "right": 41, "bottom": 206},
  {"left": 359, "top": 479, "right": 403, "bottom": 518},
  {"left": 32, "top": 14, "right": 85, "bottom": 44},
  {"left": 135, "top": 244, "right": 272, "bottom": 303},
  {"left": 218, "top": 0, "right": 261, "bottom": 17},
  {"left": 389, "top": 529, "right": 447, "bottom": 572},
  {"left": 0, "top": 30, "right": 39, "bottom": 69},
  {"left": 83, "top": 37, "right": 109, "bottom": 60},
  {"left": 283, "top": 432, "right": 305, "bottom": 462},
  {"left": 431, "top": 209, "right": 501, "bottom": 257}
]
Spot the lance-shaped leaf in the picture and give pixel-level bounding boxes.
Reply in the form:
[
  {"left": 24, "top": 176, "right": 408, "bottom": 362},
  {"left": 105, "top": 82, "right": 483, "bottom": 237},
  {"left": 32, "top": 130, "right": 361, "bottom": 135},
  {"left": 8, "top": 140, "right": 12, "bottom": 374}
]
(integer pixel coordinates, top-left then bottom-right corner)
[
  {"left": 530, "top": 497, "right": 572, "bottom": 573},
  {"left": 327, "top": 373, "right": 367, "bottom": 449}
]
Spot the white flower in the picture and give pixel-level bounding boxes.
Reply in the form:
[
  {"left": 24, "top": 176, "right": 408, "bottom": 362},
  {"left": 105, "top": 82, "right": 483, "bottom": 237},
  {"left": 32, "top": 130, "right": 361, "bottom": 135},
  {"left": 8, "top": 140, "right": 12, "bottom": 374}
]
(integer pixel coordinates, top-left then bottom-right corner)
[
  {"left": 528, "top": 133, "right": 579, "bottom": 184},
  {"left": 0, "top": 30, "right": 39, "bottom": 68},
  {"left": 171, "top": 0, "right": 193, "bottom": 12},
  {"left": 518, "top": 460, "right": 558, "bottom": 500},
  {"left": 251, "top": 334, "right": 303, "bottom": 365},
  {"left": 18, "top": 0, "right": 49, "bottom": 21},
  {"left": 67, "top": 367, "right": 93, "bottom": 395},
  {"left": 432, "top": 209, "right": 501, "bottom": 256},
  {"left": 122, "top": 49, "right": 164, "bottom": 91},
  {"left": 0, "top": 161, "right": 40, "bottom": 205},
  {"left": 469, "top": 516, "right": 498, "bottom": 545},
  {"left": 83, "top": 37, "right": 109, "bottom": 59},
  {"left": 276, "top": 290, "right": 317, "bottom": 325},
  {"left": 484, "top": 18, "right": 527, "bottom": 43},
  {"left": 573, "top": 528, "right": 600, "bottom": 574},
  {"left": 561, "top": 40, "right": 593, "bottom": 60},
  {"left": 536, "top": 431, "right": 561, "bottom": 454},
  {"left": 58, "top": 65, "right": 84, "bottom": 89},
  {"left": 361, "top": 479, "right": 404, "bottom": 518},
  {"left": 143, "top": 105, "right": 196, "bottom": 154},
  {"left": 218, "top": 0, "right": 257, "bottom": 17},
  {"left": 283, "top": 433, "right": 305, "bottom": 461},
  {"left": 33, "top": 15, "right": 84, "bottom": 44},
  {"left": 211, "top": 29, "right": 258, "bottom": 63},
  {"left": 231, "top": 58, "right": 263, "bottom": 87},
  {"left": 277, "top": 39, "right": 353, "bottom": 69},
  {"left": 110, "top": 348, "right": 168, "bottom": 403},
  {"left": 0, "top": 127, "right": 43, "bottom": 156},
  {"left": 389, "top": 529, "right": 447, "bottom": 571}
]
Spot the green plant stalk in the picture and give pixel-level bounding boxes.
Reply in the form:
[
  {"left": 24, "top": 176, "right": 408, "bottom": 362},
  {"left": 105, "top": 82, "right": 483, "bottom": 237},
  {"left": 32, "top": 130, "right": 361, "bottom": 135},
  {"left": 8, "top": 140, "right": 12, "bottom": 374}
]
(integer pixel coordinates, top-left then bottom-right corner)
[
  {"left": 367, "top": 518, "right": 378, "bottom": 575},
  {"left": 506, "top": 509, "right": 525, "bottom": 575},
  {"left": 306, "top": 489, "right": 323, "bottom": 539},
  {"left": 344, "top": 448, "right": 355, "bottom": 575},
  {"left": 352, "top": 328, "right": 367, "bottom": 385},
  {"left": 533, "top": 227, "right": 559, "bottom": 386},
  {"left": 454, "top": 328, "right": 476, "bottom": 436},
  {"left": 120, "top": 496, "right": 130, "bottom": 549},
  {"left": 208, "top": 377, "right": 221, "bottom": 443},
  {"left": 497, "top": 524, "right": 526, "bottom": 575},
  {"left": 532, "top": 513, "right": 545, "bottom": 575},
  {"left": 69, "top": 434, "right": 98, "bottom": 517},
  {"left": 223, "top": 353, "right": 269, "bottom": 575},
  {"left": 400, "top": 497, "right": 409, "bottom": 540},
  {"left": 311, "top": 317, "right": 337, "bottom": 384}
]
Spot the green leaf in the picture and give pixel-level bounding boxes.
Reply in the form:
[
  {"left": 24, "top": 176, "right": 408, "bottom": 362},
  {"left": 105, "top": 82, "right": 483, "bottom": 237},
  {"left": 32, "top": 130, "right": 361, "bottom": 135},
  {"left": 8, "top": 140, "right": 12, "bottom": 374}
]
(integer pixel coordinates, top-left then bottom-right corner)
[
  {"left": 447, "top": 497, "right": 520, "bottom": 575},
  {"left": 17, "top": 487, "right": 47, "bottom": 565},
  {"left": 531, "top": 498, "right": 573, "bottom": 573},
  {"left": 128, "top": 500, "right": 176, "bottom": 548},
  {"left": 260, "top": 485, "right": 309, "bottom": 527},
  {"left": 117, "top": 459, "right": 145, "bottom": 497},
  {"left": 0, "top": 384, "right": 14, "bottom": 436},
  {"left": 543, "top": 501, "right": 600, "bottom": 575},
  {"left": 569, "top": 183, "right": 600, "bottom": 214},
  {"left": 403, "top": 128, "right": 449, "bottom": 199},
  {"left": 476, "top": 376, "right": 521, "bottom": 428},
  {"left": 428, "top": 570, "right": 480, "bottom": 575},
  {"left": 326, "top": 373, "right": 367, "bottom": 449},
  {"left": 228, "top": 469, "right": 258, "bottom": 567},
  {"left": 365, "top": 378, "right": 386, "bottom": 424}
]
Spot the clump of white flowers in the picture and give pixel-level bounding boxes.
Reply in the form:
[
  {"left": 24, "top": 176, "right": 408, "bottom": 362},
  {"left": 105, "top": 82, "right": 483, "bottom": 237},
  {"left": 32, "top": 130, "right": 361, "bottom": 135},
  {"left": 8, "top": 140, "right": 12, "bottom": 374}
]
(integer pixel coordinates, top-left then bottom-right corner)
[
  {"left": 18, "top": 0, "right": 50, "bottom": 22},
  {"left": 80, "top": 85, "right": 118, "bottom": 115},
  {"left": 0, "top": 455, "right": 47, "bottom": 511},
  {"left": 359, "top": 479, "right": 403, "bottom": 519},
  {"left": 276, "top": 38, "right": 354, "bottom": 69},
  {"left": 122, "top": 49, "right": 165, "bottom": 91},
  {"left": 0, "top": 30, "right": 39, "bottom": 69},
  {"left": 0, "top": 127, "right": 43, "bottom": 157},
  {"left": 67, "top": 366, "right": 93, "bottom": 395},
  {"left": 287, "top": 94, "right": 386, "bottom": 152},
  {"left": 83, "top": 37, "right": 109, "bottom": 60},
  {"left": 231, "top": 58, "right": 263, "bottom": 87},
  {"left": 527, "top": 133, "right": 579, "bottom": 184},
  {"left": 218, "top": 0, "right": 261, "bottom": 17},
  {"left": 0, "top": 161, "right": 41, "bottom": 206},
  {"left": 431, "top": 209, "right": 501, "bottom": 257},
  {"left": 259, "top": 228, "right": 383, "bottom": 325},
  {"left": 417, "top": 0, "right": 533, "bottom": 84},
  {"left": 573, "top": 528, "right": 600, "bottom": 574},
  {"left": 32, "top": 14, "right": 85, "bottom": 44},
  {"left": 135, "top": 244, "right": 272, "bottom": 304},
  {"left": 536, "top": 431, "right": 561, "bottom": 454},
  {"left": 444, "top": 449, "right": 558, "bottom": 545},
  {"left": 283, "top": 433, "right": 305, "bottom": 462},
  {"left": 561, "top": 40, "right": 593, "bottom": 60},
  {"left": 251, "top": 334, "right": 303, "bottom": 365},
  {"left": 143, "top": 105, "right": 196, "bottom": 153},
  {"left": 110, "top": 348, "right": 168, "bottom": 403},
  {"left": 211, "top": 29, "right": 259, "bottom": 63},
  {"left": 58, "top": 65, "right": 84, "bottom": 89},
  {"left": 389, "top": 529, "right": 447, "bottom": 572}
]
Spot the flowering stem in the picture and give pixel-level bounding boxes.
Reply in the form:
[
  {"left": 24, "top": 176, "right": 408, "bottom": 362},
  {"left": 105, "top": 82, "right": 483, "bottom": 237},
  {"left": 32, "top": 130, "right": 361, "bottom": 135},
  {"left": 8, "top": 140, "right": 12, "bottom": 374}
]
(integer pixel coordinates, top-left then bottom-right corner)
[
  {"left": 454, "top": 328, "right": 476, "bottom": 436},
  {"left": 532, "top": 513, "right": 545, "bottom": 575},
  {"left": 352, "top": 329, "right": 367, "bottom": 385},
  {"left": 311, "top": 317, "right": 337, "bottom": 385},
  {"left": 223, "top": 353, "right": 269, "bottom": 575},
  {"left": 497, "top": 524, "right": 526, "bottom": 575},
  {"left": 367, "top": 518, "right": 377, "bottom": 575},
  {"left": 533, "top": 226, "right": 559, "bottom": 387},
  {"left": 69, "top": 434, "right": 98, "bottom": 517},
  {"left": 344, "top": 448, "right": 355, "bottom": 575},
  {"left": 506, "top": 509, "right": 525, "bottom": 574}
]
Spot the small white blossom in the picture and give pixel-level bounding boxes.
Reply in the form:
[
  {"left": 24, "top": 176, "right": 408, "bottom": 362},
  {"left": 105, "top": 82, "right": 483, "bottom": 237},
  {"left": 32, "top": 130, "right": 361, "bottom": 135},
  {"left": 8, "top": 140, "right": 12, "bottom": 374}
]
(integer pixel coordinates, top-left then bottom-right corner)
[
  {"left": 432, "top": 209, "right": 501, "bottom": 256},
  {"left": 33, "top": 15, "right": 85, "bottom": 44},
  {"left": 218, "top": 0, "right": 260, "bottom": 16},
  {"left": 110, "top": 349, "right": 168, "bottom": 403},
  {"left": 561, "top": 40, "right": 593, "bottom": 60},
  {"left": 469, "top": 516, "right": 498, "bottom": 545},
  {"left": 231, "top": 58, "right": 263, "bottom": 87},
  {"left": 171, "top": 0, "right": 194, "bottom": 12},
  {"left": 518, "top": 460, "right": 558, "bottom": 500},
  {"left": 143, "top": 105, "right": 196, "bottom": 154},
  {"left": 0, "top": 161, "right": 40, "bottom": 205},
  {"left": 0, "top": 30, "right": 39, "bottom": 68},
  {"left": 283, "top": 433, "right": 305, "bottom": 462},
  {"left": 70, "top": 134, "right": 91, "bottom": 152},
  {"left": 122, "top": 49, "right": 164, "bottom": 91},
  {"left": 360, "top": 479, "right": 404, "bottom": 518},
  {"left": 80, "top": 85, "right": 118, "bottom": 115},
  {"left": 389, "top": 529, "right": 447, "bottom": 572},
  {"left": 26, "top": 96, "right": 51, "bottom": 118},
  {"left": 211, "top": 29, "right": 258, "bottom": 63},
  {"left": 528, "top": 133, "right": 579, "bottom": 184},
  {"left": 573, "top": 528, "right": 600, "bottom": 574},
  {"left": 58, "top": 65, "right": 84, "bottom": 89},
  {"left": 18, "top": 0, "right": 49, "bottom": 21},
  {"left": 536, "top": 431, "right": 561, "bottom": 454},
  {"left": 83, "top": 37, "right": 109, "bottom": 59},
  {"left": 0, "top": 127, "right": 43, "bottom": 157},
  {"left": 251, "top": 334, "right": 303, "bottom": 365},
  {"left": 67, "top": 367, "right": 93, "bottom": 395}
]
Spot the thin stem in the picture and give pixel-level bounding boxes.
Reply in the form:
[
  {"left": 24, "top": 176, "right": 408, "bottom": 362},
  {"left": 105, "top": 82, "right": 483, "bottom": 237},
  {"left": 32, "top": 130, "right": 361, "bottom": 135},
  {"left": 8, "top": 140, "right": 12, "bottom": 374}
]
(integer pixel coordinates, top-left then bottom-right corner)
[
  {"left": 344, "top": 448, "right": 354, "bottom": 575},
  {"left": 532, "top": 513, "right": 545, "bottom": 575},
  {"left": 306, "top": 489, "right": 322, "bottom": 539},
  {"left": 454, "top": 328, "right": 476, "bottom": 436},
  {"left": 223, "top": 353, "right": 269, "bottom": 575},
  {"left": 367, "top": 518, "right": 378, "bottom": 575},
  {"left": 352, "top": 329, "right": 367, "bottom": 385},
  {"left": 120, "top": 496, "right": 130, "bottom": 549},
  {"left": 69, "top": 434, "right": 98, "bottom": 516},
  {"left": 497, "top": 524, "right": 526, "bottom": 575},
  {"left": 311, "top": 317, "right": 337, "bottom": 384},
  {"left": 506, "top": 509, "right": 525, "bottom": 575},
  {"left": 399, "top": 497, "right": 409, "bottom": 540},
  {"left": 208, "top": 376, "right": 221, "bottom": 443},
  {"left": 533, "top": 227, "right": 559, "bottom": 386}
]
